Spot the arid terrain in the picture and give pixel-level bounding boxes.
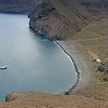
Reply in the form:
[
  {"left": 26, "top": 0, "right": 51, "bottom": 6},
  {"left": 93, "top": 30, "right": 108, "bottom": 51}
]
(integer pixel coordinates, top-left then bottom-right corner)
[{"left": 0, "top": 92, "right": 108, "bottom": 108}]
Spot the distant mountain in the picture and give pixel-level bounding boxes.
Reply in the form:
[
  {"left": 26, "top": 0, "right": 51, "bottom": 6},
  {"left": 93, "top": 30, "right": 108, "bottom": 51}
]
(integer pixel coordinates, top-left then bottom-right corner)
[{"left": 0, "top": 0, "right": 41, "bottom": 14}]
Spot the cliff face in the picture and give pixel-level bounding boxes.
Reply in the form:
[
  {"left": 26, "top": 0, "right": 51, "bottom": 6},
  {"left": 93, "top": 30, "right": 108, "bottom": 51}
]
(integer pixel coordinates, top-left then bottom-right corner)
[
  {"left": 29, "top": 0, "right": 108, "bottom": 40},
  {"left": 0, "top": 0, "right": 41, "bottom": 14},
  {"left": 29, "top": 0, "right": 93, "bottom": 40}
]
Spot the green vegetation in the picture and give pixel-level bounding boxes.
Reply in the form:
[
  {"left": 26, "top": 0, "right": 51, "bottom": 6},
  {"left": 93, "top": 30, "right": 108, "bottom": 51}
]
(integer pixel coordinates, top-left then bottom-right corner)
[{"left": 73, "top": 18, "right": 108, "bottom": 60}]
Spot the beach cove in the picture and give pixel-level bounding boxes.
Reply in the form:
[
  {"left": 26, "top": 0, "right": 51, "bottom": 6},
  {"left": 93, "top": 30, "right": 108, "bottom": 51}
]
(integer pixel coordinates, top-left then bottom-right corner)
[{"left": 0, "top": 13, "right": 78, "bottom": 100}]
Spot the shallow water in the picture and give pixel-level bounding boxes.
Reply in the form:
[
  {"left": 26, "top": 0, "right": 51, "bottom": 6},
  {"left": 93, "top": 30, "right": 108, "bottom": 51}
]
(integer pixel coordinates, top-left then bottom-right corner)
[{"left": 0, "top": 13, "right": 77, "bottom": 100}]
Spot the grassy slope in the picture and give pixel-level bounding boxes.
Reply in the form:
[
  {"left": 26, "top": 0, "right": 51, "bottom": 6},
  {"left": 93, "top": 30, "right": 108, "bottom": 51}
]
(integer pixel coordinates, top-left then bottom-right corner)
[{"left": 73, "top": 18, "right": 108, "bottom": 60}]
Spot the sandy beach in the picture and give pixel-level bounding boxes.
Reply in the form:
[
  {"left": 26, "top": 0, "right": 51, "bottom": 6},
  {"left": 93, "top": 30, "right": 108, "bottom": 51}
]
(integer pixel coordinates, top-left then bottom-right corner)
[{"left": 57, "top": 39, "right": 96, "bottom": 92}]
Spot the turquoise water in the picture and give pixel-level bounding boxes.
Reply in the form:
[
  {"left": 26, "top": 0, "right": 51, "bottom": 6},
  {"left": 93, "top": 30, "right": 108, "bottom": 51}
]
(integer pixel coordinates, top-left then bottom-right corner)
[{"left": 0, "top": 13, "right": 77, "bottom": 100}]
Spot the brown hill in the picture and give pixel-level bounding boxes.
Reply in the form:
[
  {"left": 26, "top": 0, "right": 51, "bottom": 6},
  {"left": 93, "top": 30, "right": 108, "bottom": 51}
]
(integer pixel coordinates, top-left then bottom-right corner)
[{"left": 29, "top": 0, "right": 108, "bottom": 40}]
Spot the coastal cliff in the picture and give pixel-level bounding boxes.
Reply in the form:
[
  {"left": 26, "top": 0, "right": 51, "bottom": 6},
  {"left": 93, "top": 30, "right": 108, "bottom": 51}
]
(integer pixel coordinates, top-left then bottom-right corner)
[
  {"left": 29, "top": 0, "right": 94, "bottom": 40},
  {"left": 29, "top": 0, "right": 108, "bottom": 40}
]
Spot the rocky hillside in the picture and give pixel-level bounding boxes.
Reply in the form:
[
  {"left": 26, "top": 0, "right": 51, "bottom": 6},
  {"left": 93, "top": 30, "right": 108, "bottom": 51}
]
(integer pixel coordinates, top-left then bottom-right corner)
[
  {"left": 0, "top": 0, "right": 41, "bottom": 14},
  {"left": 29, "top": 0, "right": 108, "bottom": 40}
]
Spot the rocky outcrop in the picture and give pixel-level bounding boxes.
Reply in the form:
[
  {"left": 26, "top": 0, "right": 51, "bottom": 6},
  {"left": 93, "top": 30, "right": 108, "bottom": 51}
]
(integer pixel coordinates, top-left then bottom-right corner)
[
  {"left": 29, "top": 0, "right": 108, "bottom": 40},
  {"left": 98, "top": 63, "right": 108, "bottom": 73}
]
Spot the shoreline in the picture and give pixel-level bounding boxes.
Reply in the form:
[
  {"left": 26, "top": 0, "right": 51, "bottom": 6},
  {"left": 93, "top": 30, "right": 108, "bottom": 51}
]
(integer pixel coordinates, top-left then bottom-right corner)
[
  {"left": 27, "top": 30, "right": 96, "bottom": 94},
  {"left": 55, "top": 41, "right": 80, "bottom": 95},
  {"left": 22, "top": 30, "right": 96, "bottom": 94},
  {"left": 29, "top": 28, "right": 95, "bottom": 94},
  {"left": 56, "top": 40, "right": 96, "bottom": 93}
]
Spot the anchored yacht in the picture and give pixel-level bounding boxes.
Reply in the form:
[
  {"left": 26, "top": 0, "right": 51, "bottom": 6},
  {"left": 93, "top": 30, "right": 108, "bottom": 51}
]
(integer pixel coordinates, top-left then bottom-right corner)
[{"left": 0, "top": 66, "right": 7, "bottom": 69}]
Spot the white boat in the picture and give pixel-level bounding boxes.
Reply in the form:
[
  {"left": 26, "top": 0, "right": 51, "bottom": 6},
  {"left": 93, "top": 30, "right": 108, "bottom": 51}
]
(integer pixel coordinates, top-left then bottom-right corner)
[{"left": 0, "top": 66, "right": 7, "bottom": 69}]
